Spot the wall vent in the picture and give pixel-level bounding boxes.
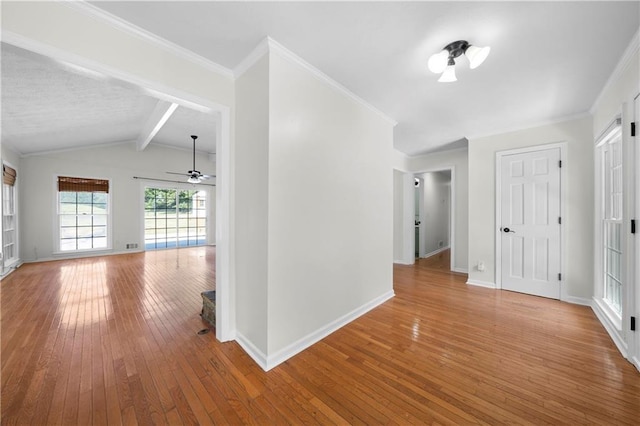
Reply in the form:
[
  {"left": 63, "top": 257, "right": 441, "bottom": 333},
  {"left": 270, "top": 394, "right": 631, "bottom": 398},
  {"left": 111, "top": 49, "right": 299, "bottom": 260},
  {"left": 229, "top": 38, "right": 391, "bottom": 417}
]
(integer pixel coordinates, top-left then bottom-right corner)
[{"left": 126, "top": 243, "right": 139, "bottom": 249}]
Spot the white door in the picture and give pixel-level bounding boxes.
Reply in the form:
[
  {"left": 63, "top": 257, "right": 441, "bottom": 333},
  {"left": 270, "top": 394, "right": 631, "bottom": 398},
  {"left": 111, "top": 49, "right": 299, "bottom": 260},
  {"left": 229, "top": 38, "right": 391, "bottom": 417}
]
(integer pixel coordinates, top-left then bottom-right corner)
[{"left": 500, "top": 147, "right": 561, "bottom": 299}]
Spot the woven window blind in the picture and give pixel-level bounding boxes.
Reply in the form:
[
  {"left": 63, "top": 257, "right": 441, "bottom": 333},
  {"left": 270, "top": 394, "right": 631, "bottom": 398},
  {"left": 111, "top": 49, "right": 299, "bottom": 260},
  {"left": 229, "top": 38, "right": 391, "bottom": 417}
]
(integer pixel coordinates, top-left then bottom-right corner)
[
  {"left": 58, "top": 176, "right": 109, "bottom": 193},
  {"left": 3, "top": 165, "right": 16, "bottom": 186}
]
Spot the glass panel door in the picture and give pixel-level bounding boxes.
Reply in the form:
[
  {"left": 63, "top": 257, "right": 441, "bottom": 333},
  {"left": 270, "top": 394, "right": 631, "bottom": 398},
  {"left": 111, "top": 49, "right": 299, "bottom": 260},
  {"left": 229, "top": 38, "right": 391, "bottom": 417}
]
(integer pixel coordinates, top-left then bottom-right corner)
[{"left": 145, "top": 187, "right": 207, "bottom": 250}]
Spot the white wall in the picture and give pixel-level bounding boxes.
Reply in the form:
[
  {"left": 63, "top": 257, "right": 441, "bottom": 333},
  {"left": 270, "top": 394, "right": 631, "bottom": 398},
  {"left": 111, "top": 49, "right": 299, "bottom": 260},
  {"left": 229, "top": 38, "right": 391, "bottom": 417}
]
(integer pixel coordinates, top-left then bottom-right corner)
[
  {"left": 393, "top": 170, "right": 415, "bottom": 264},
  {"left": 419, "top": 171, "right": 450, "bottom": 256},
  {"left": 408, "top": 149, "right": 468, "bottom": 272},
  {"left": 267, "top": 50, "right": 395, "bottom": 359},
  {"left": 18, "top": 143, "right": 216, "bottom": 262},
  {"left": 468, "top": 116, "right": 594, "bottom": 300},
  {"left": 234, "top": 55, "right": 270, "bottom": 355}
]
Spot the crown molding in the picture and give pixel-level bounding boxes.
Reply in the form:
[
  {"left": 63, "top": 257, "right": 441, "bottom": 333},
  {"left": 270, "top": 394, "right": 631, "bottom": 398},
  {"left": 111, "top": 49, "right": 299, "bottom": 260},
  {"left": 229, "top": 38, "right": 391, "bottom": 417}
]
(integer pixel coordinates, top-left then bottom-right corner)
[
  {"left": 233, "top": 36, "right": 397, "bottom": 127},
  {"left": 266, "top": 37, "right": 397, "bottom": 127},
  {"left": 62, "top": 0, "right": 234, "bottom": 80},
  {"left": 590, "top": 28, "right": 639, "bottom": 114},
  {"left": 233, "top": 37, "right": 270, "bottom": 78}
]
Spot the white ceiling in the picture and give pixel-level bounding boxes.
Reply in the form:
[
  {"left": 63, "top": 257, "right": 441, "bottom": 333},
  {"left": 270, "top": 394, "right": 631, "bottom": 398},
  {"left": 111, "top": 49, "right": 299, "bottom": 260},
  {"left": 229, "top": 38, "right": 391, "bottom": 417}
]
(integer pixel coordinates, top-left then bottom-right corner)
[
  {"left": 1, "top": 44, "right": 217, "bottom": 156},
  {"left": 2, "top": 2, "right": 639, "bottom": 156}
]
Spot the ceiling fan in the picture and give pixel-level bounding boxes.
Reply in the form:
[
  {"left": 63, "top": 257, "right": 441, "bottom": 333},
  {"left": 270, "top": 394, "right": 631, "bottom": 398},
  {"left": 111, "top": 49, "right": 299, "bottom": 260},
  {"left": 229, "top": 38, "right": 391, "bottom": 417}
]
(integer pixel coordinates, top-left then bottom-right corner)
[{"left": 167, "top": 135, "right": 215, "bottom": 183}]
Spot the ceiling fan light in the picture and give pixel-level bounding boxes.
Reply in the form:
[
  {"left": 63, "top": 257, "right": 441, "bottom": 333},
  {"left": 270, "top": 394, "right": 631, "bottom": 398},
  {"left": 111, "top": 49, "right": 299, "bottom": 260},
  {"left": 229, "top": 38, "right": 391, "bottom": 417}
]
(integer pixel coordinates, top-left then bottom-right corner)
[
  {"left": 465, "top": 45, "right": 490, "bottom": 69},
  {"left": 427, "top": 50, "right": 450, "bottom": 74},
  {"left": 188, "top": 176, "right": 201, "bottom": 184},
  {"left": 438, "top": 64, "right": 457, "bottom": 83}
]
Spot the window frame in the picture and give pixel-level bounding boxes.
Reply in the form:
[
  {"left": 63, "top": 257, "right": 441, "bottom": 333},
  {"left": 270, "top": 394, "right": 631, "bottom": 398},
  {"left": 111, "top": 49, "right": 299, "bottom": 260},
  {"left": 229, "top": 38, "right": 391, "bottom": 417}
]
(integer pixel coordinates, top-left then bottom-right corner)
[
  {"left": 54, "top": 176, "right": 112, "bottom": 254},
  {"left": 2, "top": 162, "right": 19, "bottom": 270},
  {"left": 594, "top": 118, "right": 624, "bottom": 330}
]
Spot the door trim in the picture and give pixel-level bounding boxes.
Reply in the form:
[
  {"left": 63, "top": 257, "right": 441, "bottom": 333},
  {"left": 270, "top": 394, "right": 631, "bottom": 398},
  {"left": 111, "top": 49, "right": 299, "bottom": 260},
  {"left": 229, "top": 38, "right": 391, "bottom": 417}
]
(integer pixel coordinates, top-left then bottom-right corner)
[
  {"left": 413, "top": 166, "right": 457, "bottom": 272},
  {"left": 495, "top": 142, "right": 567, "bottom": 298}
]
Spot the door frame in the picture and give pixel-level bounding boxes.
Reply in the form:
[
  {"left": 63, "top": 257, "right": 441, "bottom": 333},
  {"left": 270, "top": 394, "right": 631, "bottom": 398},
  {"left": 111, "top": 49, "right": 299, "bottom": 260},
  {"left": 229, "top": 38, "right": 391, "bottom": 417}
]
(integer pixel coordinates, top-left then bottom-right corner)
[
  {"left": 413, "top": 166, "right": 456, "bottom": 272},
  {"left": 495, "top": 142, "right": 567, "bottom": 298}
]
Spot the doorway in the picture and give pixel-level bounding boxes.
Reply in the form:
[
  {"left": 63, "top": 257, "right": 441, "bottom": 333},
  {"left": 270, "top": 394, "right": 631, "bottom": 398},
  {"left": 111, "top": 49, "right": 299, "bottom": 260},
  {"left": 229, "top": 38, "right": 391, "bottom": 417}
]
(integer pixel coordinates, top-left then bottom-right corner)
[
  {"left": 496, "top": 145, "right": 563, "bottom": 299},
  {"left": 414, "top": 168, "right": 454, "bottom": 271}
]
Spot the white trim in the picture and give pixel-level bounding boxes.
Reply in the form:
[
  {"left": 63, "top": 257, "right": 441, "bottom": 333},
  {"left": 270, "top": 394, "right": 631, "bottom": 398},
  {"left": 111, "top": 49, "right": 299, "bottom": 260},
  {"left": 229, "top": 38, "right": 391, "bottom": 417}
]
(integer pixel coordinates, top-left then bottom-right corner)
[
  {"left": 562, "top": 296, "right": 592, "bottom": 307},
  {"left": 61, "top": 0, "right": 234, "bottom": 80},
  {"left": 266, "top": 37, "right": 397, "bottom": 127},
  {"left": 260, "top": 290, "right": 395, "bottom": 371},
  {"left": 466, "top": 279, "right": 496, "bottom": 289},
  {"left": 467, "top": 112, "right": 591, "bottom": 144},
  {"left": 412, "top": 166, "right": 457, "bottom": 272},
  {"left": 393, "top": 260, "right": 414, "bottom": 265},
  {"left": 1, "top": 30, "right": 226, "bottom": 116},
  {"left": 235, "top": 333, "right": 269, "bottom": 371},
  {"left": 19, "top": 140, "right": 133, "bottom": 158},
  {"left": 495, "top": 142, "right": 566, "bottom": 298},
  {"left": 233, "top": 37, "right": 270, "bottom": 78},
  {"left": 423, "top": 246, "right": 450, "bottom": 259},
  {"left": 590, "top": 29, "right": 640, "bottom": 115},
  {"left": 23, "top": 248, "right": 144, "bottom": 264},
  {"left": 592, "top": 298, "right": 628, "bottom": 358}
]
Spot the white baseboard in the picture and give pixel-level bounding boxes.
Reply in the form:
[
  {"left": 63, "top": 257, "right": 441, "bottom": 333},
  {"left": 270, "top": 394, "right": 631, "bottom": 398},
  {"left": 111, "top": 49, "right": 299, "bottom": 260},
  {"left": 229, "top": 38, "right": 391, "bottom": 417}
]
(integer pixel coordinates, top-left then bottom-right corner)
[
  {"left": 237, "top": 290, "right": 395, "bottom": 371},
  {"left": 393, "top": 259, "right": 414, "bottom": 265},
  {"left": 23, "top": 249, "right": 144, "bottom": 264},
  {"left": 423, "top": 246, "right": 450, "bottom": 258},
  {"left": 591, "top": 298, "right": 628, "bottom": 358},
  {"left": 235, "top": 333, "right": 268, "bottom": 371},
  {"left": 466, "top": 279, "right": 496, "bottom": 289},
  {"left": 452, "top": 267, "right": 468, "bottom": 274},
  {"left": 562, "top": 295, "right": 592, "bottom": 306},
  {"left": 632, "top": 355, "right": 640, "bottom": 373}
]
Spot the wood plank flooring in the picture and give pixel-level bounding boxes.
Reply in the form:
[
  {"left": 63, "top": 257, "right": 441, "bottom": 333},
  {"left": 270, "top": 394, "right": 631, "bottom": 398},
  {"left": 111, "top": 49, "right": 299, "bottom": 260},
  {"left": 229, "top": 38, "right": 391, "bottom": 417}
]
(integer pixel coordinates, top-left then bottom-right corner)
[{"left": 2, "top": 246, "right": 639, "bottom": 424}]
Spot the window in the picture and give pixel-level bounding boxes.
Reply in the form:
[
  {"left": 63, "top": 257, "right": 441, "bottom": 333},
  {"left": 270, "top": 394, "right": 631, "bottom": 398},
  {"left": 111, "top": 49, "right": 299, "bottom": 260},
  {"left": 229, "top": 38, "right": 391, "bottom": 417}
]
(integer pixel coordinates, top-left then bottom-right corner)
[
  {"left": 144, "top": 187, "right": 207, "bottom": 250},
  {"left": 58, "top": 176, "right": 110, "bottom": 252},
  {"left": 598, "top": 123, "right": 623, "bottom": 315},
  {"left": 3, "top": 164, "right": 18, "bottom": 267}
]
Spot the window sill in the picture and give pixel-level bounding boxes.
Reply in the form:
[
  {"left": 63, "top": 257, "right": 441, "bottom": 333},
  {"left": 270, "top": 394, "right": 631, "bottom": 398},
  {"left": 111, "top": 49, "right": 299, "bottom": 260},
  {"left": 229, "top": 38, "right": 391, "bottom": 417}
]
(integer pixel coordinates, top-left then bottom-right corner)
[
  {"left": 52, "top": 248, "right": 113, "bottom": 256},
  {"left": 593, "top": 297, "right": 622, "bottom": 331}
]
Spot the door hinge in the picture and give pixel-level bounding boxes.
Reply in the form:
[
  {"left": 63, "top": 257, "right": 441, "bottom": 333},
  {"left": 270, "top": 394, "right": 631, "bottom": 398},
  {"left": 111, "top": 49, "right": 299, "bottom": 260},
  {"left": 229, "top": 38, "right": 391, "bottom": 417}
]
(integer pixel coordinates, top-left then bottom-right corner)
[
  {"left": 632, "top": 219, "right": 636, "bottom": 234},
  {"left": 558, "top": 160, "right": 562, "bottom": 168},
  {"left": 632, "top": 122, "right": 636, "bottom": 137},
  {"left": 632, "top": 316, "right": 636, "bottom": 331},
  {"left": 558, "top": 217, "right": 562, "bottom": 225},
  {"left": 558, "top": 273, "right": 562, "bottom": 281}
]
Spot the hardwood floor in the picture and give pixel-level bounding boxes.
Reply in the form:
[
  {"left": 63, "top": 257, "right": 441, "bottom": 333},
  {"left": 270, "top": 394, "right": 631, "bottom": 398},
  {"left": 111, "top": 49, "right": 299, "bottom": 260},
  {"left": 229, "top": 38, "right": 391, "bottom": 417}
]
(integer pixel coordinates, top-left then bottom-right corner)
[
  {"left": 416, "top": 249, "right": 451, "bottom": 273},
  {"left": 2, "top": 247, "right": 639, "bottom": 424}
]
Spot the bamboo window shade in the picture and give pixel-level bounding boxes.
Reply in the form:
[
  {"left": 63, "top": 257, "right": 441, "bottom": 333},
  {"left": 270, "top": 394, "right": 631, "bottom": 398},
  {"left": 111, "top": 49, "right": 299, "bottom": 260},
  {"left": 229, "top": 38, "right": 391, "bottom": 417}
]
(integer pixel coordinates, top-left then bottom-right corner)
[
  {"left": 58, "top": 176, "right": 109, "bottom": 193},
  {"left": 3, "top": 165, "right": 16, "bottom": 186}
]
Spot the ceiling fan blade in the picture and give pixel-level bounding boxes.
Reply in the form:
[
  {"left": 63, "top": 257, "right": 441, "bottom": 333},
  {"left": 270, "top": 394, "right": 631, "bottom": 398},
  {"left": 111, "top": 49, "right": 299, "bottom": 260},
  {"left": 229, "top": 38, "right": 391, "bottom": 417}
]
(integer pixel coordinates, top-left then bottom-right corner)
[
  {"left": 199, "top": 174, "right": 216, "bottom": 180},
  {"left": 166, "top": 171, "right": 189, "bottom": 176}
]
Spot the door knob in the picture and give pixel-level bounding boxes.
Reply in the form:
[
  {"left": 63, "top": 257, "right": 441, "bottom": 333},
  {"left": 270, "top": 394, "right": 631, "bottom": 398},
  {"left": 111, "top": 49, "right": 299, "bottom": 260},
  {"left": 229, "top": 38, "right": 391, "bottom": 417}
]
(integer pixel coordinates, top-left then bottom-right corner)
[{"left": 502, "top": 227, "right": 515, "bottom": 233}]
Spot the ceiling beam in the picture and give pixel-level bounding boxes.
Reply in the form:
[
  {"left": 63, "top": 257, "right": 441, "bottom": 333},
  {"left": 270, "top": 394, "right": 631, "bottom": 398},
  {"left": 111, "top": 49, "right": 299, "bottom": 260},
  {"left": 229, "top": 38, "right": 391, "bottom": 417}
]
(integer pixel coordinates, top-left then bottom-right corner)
[{"left": 136, "top": 101, "right": 179, "bottom": 151}]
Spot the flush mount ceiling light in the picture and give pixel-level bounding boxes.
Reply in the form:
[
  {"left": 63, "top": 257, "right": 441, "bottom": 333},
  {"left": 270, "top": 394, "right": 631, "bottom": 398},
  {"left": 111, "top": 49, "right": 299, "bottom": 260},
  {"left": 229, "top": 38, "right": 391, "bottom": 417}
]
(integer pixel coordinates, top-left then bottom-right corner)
[{"left": 428, "top": 40, "right": 490, "bottom": 82}]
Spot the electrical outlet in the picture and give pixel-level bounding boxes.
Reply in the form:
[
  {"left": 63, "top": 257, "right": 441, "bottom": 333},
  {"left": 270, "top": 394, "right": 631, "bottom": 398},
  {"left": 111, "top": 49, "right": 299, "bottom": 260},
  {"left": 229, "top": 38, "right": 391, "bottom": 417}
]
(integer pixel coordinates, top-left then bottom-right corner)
[{"left": 477, "top": 261, "right": 485, "bottom": 272}]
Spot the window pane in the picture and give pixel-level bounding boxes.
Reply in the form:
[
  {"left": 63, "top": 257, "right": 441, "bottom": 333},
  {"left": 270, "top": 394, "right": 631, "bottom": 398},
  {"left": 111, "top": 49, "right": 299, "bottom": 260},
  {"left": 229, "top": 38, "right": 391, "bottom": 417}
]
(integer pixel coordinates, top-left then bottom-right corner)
[
  {"left": 94, "top": 215, "right": 107, "bottom": 226},
  {"left": 60, "top": 216, "right": 76, "bottom": 227},
  {"left": 61, "top": 227, "right": 77, "bottom": 238},
  {"left": 61, "top": 239, "right": 77, "bottom": 251},
  {"left": 77, "top": 226, "right": 93, "bottom": 237},
  {"left": 60, "top": 203, "right": 78, "bottom": 214},
  {"left": 77, "top": 238, "right": 93, "bottom": 250},
  {"left": 77, "top": 204, "right": 92, "bottom": 214},
  {"left": 77, "top": 192, "right": 92, "bottom": 203},
  {"left": 60, "top": 192, "right": 76, "bottom": 203},
  {"left": 93, "top": 237, "right": 107, "bottom": 248},
  {"left": 78, "top": 215, "right": 92, "bottom": 227},
  {"left": 93, "top": 203, "right": 107, "bottom": 214},
  {"left": 93, "top": 193, "right": 107, "bottom": 203},
  {"left": 93, "top": 226, "right": 107, "bottom": 237}
]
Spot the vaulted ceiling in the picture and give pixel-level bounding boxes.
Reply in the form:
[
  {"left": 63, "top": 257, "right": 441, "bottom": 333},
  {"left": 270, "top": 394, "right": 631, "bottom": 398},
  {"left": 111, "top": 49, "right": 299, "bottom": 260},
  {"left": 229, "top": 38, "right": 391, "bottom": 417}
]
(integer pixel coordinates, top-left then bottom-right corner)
[{"left": 2, "top": 1, "right": 638, "bottom": 156}]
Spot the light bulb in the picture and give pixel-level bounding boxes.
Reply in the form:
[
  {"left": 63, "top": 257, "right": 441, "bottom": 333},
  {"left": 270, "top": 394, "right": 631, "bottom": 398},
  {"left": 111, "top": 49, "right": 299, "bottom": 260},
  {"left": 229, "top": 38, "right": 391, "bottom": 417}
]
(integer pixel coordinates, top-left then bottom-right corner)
[
  {"left": 465, "top": 45, "right": 490, "bottom": 69},
  {"left": 427, "top": 50, "right": 449, "bottom": 74},
  {"left": 438, "top": 64, "right": 457, "bottom": 83}
]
